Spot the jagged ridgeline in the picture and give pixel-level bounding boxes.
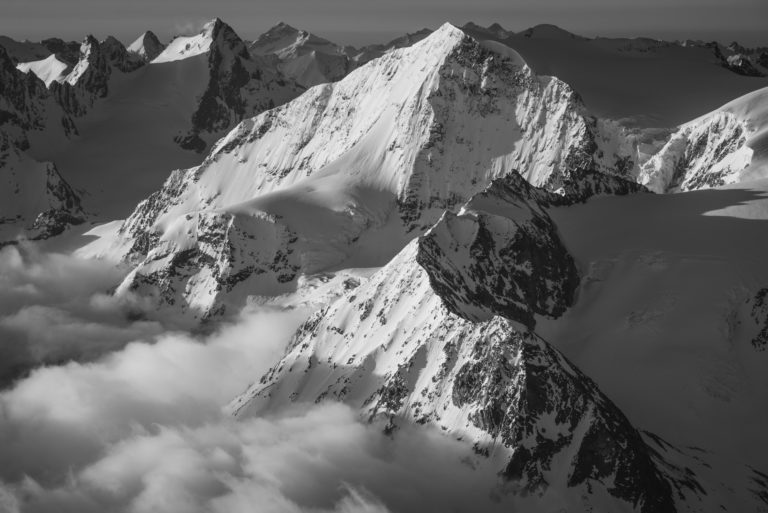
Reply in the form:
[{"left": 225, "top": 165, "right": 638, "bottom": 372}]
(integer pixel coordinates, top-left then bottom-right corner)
[
  {"left": 0, "top": 18, "right": 307, "bottom": 240},
  {"left": 111, "top": 23, "right": 648, "bottom": 317}
]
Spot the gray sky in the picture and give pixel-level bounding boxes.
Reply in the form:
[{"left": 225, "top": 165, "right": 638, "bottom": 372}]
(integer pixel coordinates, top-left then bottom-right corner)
[{"left": 2, "top": 0, "right": 767, "bottom": 47}]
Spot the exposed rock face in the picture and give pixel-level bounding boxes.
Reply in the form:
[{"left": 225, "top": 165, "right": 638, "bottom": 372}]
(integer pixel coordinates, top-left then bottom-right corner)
[
  {"left": 725, "top": 54, "right": 764, "bottom": 77},
  {"left": 416, "top": 175, "right": 579, "bottom": 327},
  {"left": 116, "top": 209, "right": 300, "bottom": 318},
  {"left": 227, "top": 176, "right": 679, "bottom": 511},
  {"left": 0, "top": 43, "right": 84, "bottom": 241},
  {"left": 708, "top": 42, "right": 767, "bottom": 77},
  {"left": 0, "top": 45, "right": 76, "bottom": 147},
  {"left": 50, "top": 35, "right": 112, "bottom": 117},
  {"left": 100, "top": 36, "right": 144, "bottom": 73},
  {"left": 173, "top": 18, "right": 303, "bottom": 153},
  {"left": 228, "top": 168, "right": 767, "bottom": 511},
  {"left": 637, "top": 86, "right": 768, "bottom": 192},
  {"left": 40, "top": 38, "right": 81, "bottom": 65},
  {"left": 750, "top": 288, "right": 768, "bottom": 351}
]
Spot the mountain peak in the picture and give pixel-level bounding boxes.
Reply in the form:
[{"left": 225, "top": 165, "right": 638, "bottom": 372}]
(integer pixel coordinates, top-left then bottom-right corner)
[
  {"left": 202, "top": 17, "right": 225, "bottom": 33},
  {"left": 272, "top": 21, "right": 299, "bottom": 33},
  {"left": 127, "top": 30, "right": 165, "bottom": 61},
  {"left": 152, "top": 17, "right": 243, "bottom": 63},
  {"left": 80, "top": 34, "right": 99, "bottom": 54},
  {"left": 488, "top": 22, "right": 506, "bottom": 32},
  {"left": 433, "top": 22, "right": 465, "bottom": 39}
]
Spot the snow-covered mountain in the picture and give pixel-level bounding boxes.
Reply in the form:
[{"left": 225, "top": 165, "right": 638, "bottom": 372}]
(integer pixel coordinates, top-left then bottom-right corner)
[
  {"left": 249, "top": 22, "right": 352, "bottom": 87},
  {"left": 101, "top": 23, "right": 648, "bottom": 318},
  {"left": 638, "top": 86, "right": 768, "bottom": 192},
  {"left": 16, "top": 54, "right": 71, "bottom": 86},
  {"left": 156, "top": 18, "right": 303, "bottom": 152},
  {"left": 0, "top": 44, "right": 76, "bottom": 149},
  {"left": 229, "top": 173, "right": 766, "bottom": 511},
  {"left": 126, "top": 31, "right": 165, "bottom": 62},
  {"left": 3, "top": 18, "right": 305, "bottom": 221},
  {"left": 14, "top": 34, "right": 145, "bottom": 116}
]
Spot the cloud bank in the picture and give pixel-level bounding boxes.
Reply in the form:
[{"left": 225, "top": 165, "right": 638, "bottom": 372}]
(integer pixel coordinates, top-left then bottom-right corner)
[
  {"left": 0, "top": 244, "right": 513, "bottom": 512},
  {"left": 0, "top": 243, "right": 167, "bottom": 387}
]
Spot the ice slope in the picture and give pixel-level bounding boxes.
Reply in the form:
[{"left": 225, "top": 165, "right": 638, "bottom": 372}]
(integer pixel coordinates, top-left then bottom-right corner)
[
  {"left": 126, "top": 31, "right": 165, "bottom": 62},
  {"left": 230, "top": 175, "right": 766, "bottom": 512},
  {"left": 16, "top": 54, "right": 70, "bottom": 86},
  {"left": 638, "top": 86, "right": 768, "bottom": 192},
  {"left": 105, "top": 23, "right": 640, "bottom": 317}
]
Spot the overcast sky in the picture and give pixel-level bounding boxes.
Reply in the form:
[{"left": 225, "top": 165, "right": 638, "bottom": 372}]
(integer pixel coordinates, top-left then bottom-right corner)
[{"left": 2, "top": 0, "right": 767, "bottom": 47}]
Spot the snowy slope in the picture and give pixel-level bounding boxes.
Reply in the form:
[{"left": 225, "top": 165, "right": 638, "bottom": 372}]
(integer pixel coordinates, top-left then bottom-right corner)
[
  {"left": 16, "top": 54, "right": 71, "bottom": 86},
  {"left": 230, "top": 175, "right": 766, "bottom": 512},
  {"left": 152, "top": 23, "right": 217, "bottom": 64},
  {"left": 102, "top": 23, "right": 644, "bottom": 317},
  {"left": 638, "top": 86, "right": 768, "bottom": 192}
]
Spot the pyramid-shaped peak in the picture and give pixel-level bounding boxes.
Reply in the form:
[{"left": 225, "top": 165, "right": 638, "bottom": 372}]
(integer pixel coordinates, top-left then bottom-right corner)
[
  {"left": 127, "top": 31, "right": 165, "bottom": 61},
  {"left": 412, "top": 22, "right": 467, "bottom": 52},
  {"left": 202, "top": 18, "right": 245, "bottom": 44},
  {"left": 433, "top": 22, "right": 466, "bottom": 38},
  {"left": 488, "top": 22, "right": 506, "bottom": 32},
  {"left": 272, "top": 21, "right": 299, "bottom": 33}
]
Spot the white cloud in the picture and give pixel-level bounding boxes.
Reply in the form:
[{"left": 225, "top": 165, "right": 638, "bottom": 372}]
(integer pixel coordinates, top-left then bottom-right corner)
[
  {"left": 0, "top": 244, "right": 167, "bottom": 387},
  {"left": 0, "top": 245, "right": 509, "bottom": 513}
]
